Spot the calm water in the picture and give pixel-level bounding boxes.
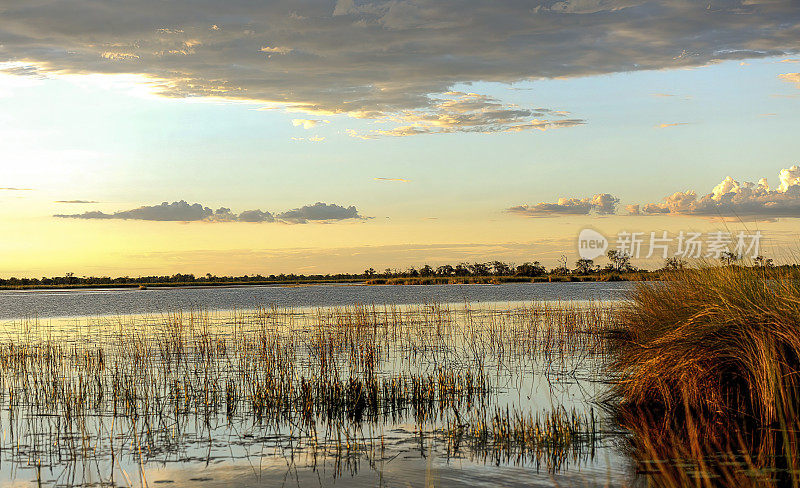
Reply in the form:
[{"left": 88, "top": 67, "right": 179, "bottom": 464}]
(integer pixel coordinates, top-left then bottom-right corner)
[
  {"left": 0, "top": 281, "right": 632, "bottom": 319},
  {"left": 0, "top": 284, "right": 637, "bottom": 487},
  {"left": 0, "top": 304, "right": 627, "bottom": 487}
]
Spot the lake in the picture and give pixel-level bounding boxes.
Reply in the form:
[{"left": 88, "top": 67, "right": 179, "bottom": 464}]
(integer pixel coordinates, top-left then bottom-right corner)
[
  {"left": 0, "top": 281, "right": 633, "bottom": 319},
  {"left": 0, "top": 283, "right": 636, "bottom": 487}
]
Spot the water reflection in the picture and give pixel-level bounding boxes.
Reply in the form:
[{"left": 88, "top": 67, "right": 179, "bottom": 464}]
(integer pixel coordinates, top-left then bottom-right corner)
[{"left": 0, "top": 303, "right": 630, "bottom": 487}]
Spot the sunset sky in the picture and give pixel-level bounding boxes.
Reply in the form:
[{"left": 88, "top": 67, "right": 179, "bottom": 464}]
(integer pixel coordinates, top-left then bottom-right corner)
[{"left": 1, "top": 0, "right": 799, "bottom": 277}]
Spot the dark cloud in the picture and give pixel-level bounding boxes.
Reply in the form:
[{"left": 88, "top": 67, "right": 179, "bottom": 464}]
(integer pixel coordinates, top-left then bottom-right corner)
[
  {"left": 2, "top": 0, "right": 797, "bottom": 135},
  {"left": 508, "top": 193, "right": 619, "bottom": 217},
  {"left": 238, "top": 209, "right": 275, "bottom": 223},
  {"left": 276, "top": 202, "right": 363, "bottom": 223},
  {"left": 58, "top": 210, "right": 114, "bottom": 220},
  {"left": 54, "top": 200, "right": 359, "bottom": 223},
  {"left": 55, "top": 201, "right": 214, "bottom": 221},
  {"left": 54, "top": 200, "right": 99, "bottom": 203}
]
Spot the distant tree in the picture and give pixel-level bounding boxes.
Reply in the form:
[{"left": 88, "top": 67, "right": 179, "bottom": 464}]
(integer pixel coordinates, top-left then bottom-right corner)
[
  {"left": 662, "top": 257, "right": 686, "bottom": 272},
  {"left": 490, "top": 261, "right": 513, "bottom": 276},
  {"left": 606, "top": 250, "right": 631, "bottom": 272},
  {"left": 516, "top": 261, "right": 546, "bottom": 277},
  {"left": 436, "top": 264, "right": 454, "bottom": 276},
  {"left": 720, "top": 250, "right": 739, "bottom": 266},
  {"left": 364, "top": 268, "right": 376, "bottom": 277},
  {"left": 419, "top": 264, "right": 434, "bottom": 277},
  {"left": 574, "top": 258, "right": 594, "bottom": 275},
  {"left": 469, "top": 262, "right": 490, "bottom": 276},
  {"left": 551, "top": 255, "right": 569, "bottom": 275},
  {"left": 754, "top": 255, "right": 774, "bottom": 268}
]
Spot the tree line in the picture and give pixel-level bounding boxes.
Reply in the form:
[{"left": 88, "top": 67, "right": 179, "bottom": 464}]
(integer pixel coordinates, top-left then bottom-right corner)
[{"left": 0, "top": 252, "right": 781, "bottom": 288}]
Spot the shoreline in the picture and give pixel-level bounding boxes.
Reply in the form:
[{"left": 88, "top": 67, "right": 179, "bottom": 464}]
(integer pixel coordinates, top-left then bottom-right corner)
[{"left": 0, "top": 273, "right": 653, "bottom": 291}]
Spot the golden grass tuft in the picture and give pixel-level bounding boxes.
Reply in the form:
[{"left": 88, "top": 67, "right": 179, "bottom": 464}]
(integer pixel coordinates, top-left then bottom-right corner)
[
  {"left": 608, "top": 265, "right": 800, "bottom": 487},
  {"left": 611, "top": 265, "right": 800, "bottom": 424}
]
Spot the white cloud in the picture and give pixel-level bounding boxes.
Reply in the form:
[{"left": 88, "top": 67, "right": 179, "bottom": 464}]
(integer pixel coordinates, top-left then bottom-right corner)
[
  {"left": 779, "top": 73, "right": 800, "bottom": 85},
  {"left": 100, "top": 52, "right": 140, "bottom": 61},
  {"left": 640, "top": 166, "right": 800, "bottom": 220},
  {"left": 292, "top": 119, "right": 326, "bottom": 129},
  {"left": 260, "top": 46, "right": 292, "bottom": 55},
  {"left": 779, "top": 165, "right": 800, "bottom": 192},
  {"left": 290, "top": 135, "right": 325, "bottom": 142}
]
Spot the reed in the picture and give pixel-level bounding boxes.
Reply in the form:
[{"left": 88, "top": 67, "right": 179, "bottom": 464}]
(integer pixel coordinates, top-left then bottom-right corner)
[
  {"left": 610, "top": 265, "right": 800, "bottom": 424},
  {"left": 609, "top": 264, "right": 800, "bottom": 487},
  {"left": 0, "top": 301, "right": 613, "bottom": 485}
]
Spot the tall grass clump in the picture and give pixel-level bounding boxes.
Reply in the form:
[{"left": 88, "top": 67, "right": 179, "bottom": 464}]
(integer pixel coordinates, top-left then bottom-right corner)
[
  {"left": 611, "top": 264, "right": 800, "bottom": 425},
  {"left": 609, "top": 265, "right": 800, "bottom": 487}
]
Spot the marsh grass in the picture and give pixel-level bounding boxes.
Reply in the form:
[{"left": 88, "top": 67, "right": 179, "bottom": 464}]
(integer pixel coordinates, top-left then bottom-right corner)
[
  {"left": 610, "top": 265, "right": 800, "bottom": 487},
  {"left": 445, "top": 405, "right": 599, "bottom": 472},
  {"left": 0, "top": 301, "right": 613, "bottom": 486}
]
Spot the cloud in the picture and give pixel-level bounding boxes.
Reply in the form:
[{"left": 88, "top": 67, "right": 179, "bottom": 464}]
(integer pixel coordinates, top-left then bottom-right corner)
[
  {"left": 292, "top": 119, "right": 326, "bottom": 129},
  {"left": 276, "top": 202, "right": 363, "bottom": 224},
  {"left": 779, "top": 73, "right": 800, "bottom": 85},
  {"left": 54, "top": 200, "right": 360, "bottom": 223},
  {"left": 237, "top": 209, "right": 275, "bottom": 223},
  {"left": 55, "top": 201, "right": 217, "bottom": 221},
  {"left": 0, "top": 187, "right": 33, "bottom": 191},
  {"left": 347, "top": 92, "right": 584, "bottom": 137},
  {"left": 345, "top": 129, "right": 376, "bottom": 140},
  {"left": 261, "top": 46, "right": 292, "bottom": 56},
  {"left": 3, "top": 1, "right": 798, "bottom": 136},
  {"left": 374, "top": 177, "right": 410, "bottom": 182},
  {"left": 0, "top": 63, "right": 47, "bottom": 79},
  {"left": 639, "top": 166, "right": 800, "bottom": 220},
  {"left": 656, "top": 122, "right": 691, "bottom": 128},
  {"left": 54, "top": 200, "right": 99, "bottom": 203},
  {"left": 291, "top": 135, "right": 325, "bottom": 142},
  {"left": 507, "top": 193, "right": 619, "bottom": 217}
]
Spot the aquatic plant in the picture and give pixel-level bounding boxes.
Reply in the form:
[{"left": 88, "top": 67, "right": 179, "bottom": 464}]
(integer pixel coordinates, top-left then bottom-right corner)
[{"left": 0, "top": 302, "right": 613, "bottom": 486}]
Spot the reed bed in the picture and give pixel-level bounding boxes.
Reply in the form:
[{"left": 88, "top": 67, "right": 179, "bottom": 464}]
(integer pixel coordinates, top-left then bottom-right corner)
[
  {"left": 445, "top": 406, "right": 599, "bottom": 472},
  {"left": 0, "top": 301, "right": 614, "bottom": 486}
]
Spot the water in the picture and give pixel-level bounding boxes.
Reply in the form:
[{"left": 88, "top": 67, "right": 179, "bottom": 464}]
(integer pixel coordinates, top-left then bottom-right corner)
[
  {"left": 0, "top": 285, "right": 637, "bottom": 487},
  {"left": 0, "top": 281, "right": 632, "bottom": 319}
]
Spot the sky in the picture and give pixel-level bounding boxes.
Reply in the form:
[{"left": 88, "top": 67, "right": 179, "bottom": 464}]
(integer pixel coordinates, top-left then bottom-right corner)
[{"left": 1, "top": 0, "right": 799, "bottom": 277}]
